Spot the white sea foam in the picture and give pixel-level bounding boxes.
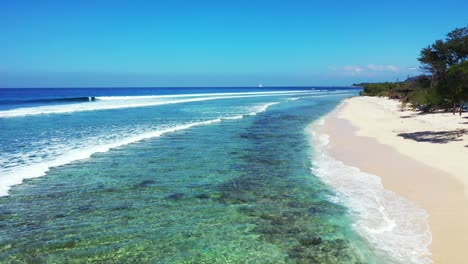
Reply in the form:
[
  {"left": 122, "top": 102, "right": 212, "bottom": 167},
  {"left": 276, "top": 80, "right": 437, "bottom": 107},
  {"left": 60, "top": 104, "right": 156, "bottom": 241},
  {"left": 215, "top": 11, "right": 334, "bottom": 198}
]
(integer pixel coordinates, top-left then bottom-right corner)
[
  {"left": 0, "top": 91, "right": 318, "bottom": 118},
  {"left": 96, "top": 90, "right": 313, "bottom": 101},
  {"left": 224, "top": 115, "right": 244, "bottom": 120},
  {"left": 248, "top": 102, "right": 280, "bottom": 115},
  {"left": 308, "top": 119, "right": 432, "bottom": 264},
  {"left": 0, "top": 101, "right": 280, "bottom": 197},
  {"left": 0, "top": 120, "right": 223, "bottom": 197}
]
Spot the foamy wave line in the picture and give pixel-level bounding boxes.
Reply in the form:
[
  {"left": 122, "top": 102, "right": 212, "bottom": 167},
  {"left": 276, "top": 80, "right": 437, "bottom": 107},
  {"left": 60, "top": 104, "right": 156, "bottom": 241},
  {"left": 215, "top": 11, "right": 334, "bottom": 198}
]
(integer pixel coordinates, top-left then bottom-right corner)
[
  {"left": 301, "top": 92, "right": 352, "bottom": 98},
  {"left": 0, "top": 120, "right": 223, "bottom": 197},
  {"left": 0, "top": 91, "right": 318, "bottom": 118},
  {"left": 96, "top": 90, "right": 313, "bottom": 101},
  {"left": 0, "top": 101, "right": 280, "bottom": 197},
  {"left": 248, "top": 102, "right": 280, "bottom": 115},
  {"left": 308, "top": 119, "right": 432, "bottom": 264}
]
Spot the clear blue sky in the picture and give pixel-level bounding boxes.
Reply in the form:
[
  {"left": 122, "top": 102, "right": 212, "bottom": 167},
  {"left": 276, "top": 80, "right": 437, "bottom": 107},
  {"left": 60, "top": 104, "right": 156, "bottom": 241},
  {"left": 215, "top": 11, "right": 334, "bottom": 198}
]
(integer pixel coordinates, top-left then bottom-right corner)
[{"left": 2, "top": 0, "right": 467, "bottom": 87}]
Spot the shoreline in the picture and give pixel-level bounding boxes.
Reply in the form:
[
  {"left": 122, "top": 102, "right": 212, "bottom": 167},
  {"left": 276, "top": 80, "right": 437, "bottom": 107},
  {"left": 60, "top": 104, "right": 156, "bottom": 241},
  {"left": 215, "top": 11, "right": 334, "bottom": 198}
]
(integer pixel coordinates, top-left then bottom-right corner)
[{"left": 321, "top": 96, "right": 468, "bottom": 263}]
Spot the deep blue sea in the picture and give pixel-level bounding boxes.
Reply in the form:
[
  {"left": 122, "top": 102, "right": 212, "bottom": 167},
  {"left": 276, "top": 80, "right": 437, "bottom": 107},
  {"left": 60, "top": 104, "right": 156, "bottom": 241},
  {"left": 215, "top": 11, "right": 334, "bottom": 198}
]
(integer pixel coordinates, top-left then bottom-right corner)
[{"left": 0, "top": 87, "right": 431, "bottom": 263}]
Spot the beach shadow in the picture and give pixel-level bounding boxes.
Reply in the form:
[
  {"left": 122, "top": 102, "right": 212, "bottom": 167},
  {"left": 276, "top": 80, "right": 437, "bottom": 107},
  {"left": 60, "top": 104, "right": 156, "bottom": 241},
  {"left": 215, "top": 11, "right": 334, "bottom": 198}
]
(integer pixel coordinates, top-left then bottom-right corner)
[
  {"left": 416, "top": 111, "right": 451, "bottom": 116},
  {"left": 398, "top": 129, "right": 467, "bottom": 144}
]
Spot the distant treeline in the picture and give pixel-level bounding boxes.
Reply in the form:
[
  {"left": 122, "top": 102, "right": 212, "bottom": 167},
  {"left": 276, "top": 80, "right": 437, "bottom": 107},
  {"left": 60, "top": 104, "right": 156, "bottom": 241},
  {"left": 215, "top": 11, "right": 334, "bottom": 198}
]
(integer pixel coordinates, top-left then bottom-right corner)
[{"left": 356, "top": 26, "right": 468, "bottom": 115}]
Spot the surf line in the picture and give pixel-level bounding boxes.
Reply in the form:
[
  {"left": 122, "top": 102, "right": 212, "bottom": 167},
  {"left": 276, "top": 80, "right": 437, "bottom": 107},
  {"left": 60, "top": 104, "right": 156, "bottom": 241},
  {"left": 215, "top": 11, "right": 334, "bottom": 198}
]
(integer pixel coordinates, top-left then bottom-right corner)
[{"left": 0, "top": 101, "right": 281, "bottom": 197}]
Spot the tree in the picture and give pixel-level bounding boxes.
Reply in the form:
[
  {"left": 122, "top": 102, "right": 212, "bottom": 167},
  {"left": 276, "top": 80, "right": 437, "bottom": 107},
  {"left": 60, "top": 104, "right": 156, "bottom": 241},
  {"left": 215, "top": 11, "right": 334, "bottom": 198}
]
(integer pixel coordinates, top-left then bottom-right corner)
[
  {"left": 418, "top": 26, "right": 468, "bottom": 88},
  {"left": 418, "top": 26, "right": 468, "bottom": 114},
  {"left": 446, "top": 27, "right": 468, "bottom": 64},
  {"left": 439, "top": 61, "right": 468, "bottom": 115}
]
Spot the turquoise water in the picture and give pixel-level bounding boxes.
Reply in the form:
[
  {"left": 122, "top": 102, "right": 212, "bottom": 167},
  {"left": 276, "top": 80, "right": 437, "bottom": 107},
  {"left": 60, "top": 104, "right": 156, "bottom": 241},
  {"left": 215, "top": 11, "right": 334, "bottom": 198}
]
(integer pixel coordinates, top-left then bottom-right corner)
[{"left": 0, "top": 88, "right": 386, "bottom": 263}]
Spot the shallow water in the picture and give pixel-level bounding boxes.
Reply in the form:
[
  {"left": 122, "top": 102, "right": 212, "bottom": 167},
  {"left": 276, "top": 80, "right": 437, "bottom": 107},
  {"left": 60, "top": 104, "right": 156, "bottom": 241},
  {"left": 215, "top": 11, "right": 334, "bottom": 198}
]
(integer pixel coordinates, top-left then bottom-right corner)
[{"left": 0, "top": 88, "right": 388, "bottom": 263}]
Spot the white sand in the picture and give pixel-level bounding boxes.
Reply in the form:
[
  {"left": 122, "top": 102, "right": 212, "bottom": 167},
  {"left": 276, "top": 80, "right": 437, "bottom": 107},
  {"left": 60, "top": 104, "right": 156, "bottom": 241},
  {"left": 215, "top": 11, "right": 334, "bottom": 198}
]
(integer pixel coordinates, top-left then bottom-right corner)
[
  {"left": 322, "top": 96, "right": 468, "bottom": 263},
  {"left": 337, "top": 96, "right": 468, "bottom": 197}
]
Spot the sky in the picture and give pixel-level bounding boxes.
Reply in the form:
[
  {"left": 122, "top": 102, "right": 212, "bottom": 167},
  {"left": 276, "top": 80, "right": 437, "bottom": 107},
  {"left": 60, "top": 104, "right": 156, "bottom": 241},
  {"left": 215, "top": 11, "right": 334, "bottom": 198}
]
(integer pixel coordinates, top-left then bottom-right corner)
[{"left": 1, "top": 0, "right": 467, "bottom": 87}]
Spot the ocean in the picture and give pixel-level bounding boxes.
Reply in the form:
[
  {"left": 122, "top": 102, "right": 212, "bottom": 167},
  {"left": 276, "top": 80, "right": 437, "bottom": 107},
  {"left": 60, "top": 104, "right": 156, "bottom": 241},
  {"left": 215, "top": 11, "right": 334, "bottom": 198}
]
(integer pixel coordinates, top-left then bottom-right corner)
[{"left": 0, "top": 87, "right": 430, "bottom": 263}]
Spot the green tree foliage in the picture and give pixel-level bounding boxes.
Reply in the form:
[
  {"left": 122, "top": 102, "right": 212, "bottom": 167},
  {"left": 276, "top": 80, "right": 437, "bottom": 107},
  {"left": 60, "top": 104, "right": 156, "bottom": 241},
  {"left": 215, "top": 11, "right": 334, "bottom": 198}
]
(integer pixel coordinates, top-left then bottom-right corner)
[
  {"left": 361, "top": 26, "right": 467, "bottom": 114},
  {"left": 418, "top": 41, "right": 448, "bottom": 87},
  {"left": 439, "top": 61, "right": 468, "bottom": 114},
  {"left": 418, "top": 26, "right": 468, "bottom": 88},
  {"left": 446, "top": 27, "right": 468, "bottom": 64},
  {"left": 360, "top": 82, "right": 399, "bottom": 96},
  {"left": 407, "top": 87, "right": 445, "bottom": 112}
]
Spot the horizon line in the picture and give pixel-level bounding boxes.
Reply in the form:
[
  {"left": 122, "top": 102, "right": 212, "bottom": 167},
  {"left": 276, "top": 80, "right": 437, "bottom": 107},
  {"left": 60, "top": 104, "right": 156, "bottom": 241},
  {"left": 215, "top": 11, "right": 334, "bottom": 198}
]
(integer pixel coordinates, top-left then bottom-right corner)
[{"left": 0, "top": 85, "right": 362, "bottom": 89}]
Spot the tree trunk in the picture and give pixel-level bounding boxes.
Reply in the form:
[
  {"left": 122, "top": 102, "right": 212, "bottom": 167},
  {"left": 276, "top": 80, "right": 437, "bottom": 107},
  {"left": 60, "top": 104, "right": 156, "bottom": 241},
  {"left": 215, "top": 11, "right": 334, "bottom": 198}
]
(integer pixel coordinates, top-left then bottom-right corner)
[
  {"left": 453, "top": 101, "right": 456, "bottom": 115},
  {"left": 460, "top": 100, "right": 463, "bottom": 116}
]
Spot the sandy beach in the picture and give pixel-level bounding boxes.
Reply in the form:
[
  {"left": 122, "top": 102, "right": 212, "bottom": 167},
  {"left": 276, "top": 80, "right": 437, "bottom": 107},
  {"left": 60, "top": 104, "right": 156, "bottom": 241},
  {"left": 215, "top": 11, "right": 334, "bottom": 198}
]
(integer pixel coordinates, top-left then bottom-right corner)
[{"left": 322, "top": 96, "right": 468, "bottom": 263}]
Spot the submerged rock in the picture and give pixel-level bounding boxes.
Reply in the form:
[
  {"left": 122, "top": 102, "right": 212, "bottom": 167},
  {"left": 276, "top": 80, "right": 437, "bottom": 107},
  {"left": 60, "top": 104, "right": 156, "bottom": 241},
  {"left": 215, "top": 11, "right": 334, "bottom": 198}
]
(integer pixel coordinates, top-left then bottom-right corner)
[
  {"left": 133, "top": 180, "right": 157, "bottom": 188},
  {"left": 287, "top": 201, "right": 306, "bottom": 208},
  {"left": 218, "top": 192, "right": 251, "bottom": 204},
  {"left": 238, "top": 206, "right": 260, "bottom": 217},
  {"left": 307, "top": 207, "right": 321, "bottom": 215},
  {"left": 112, "top": 204, "right": 132, "bottom": 211},
  {"left": 299, "top": 237, "right": 322, "bottom": 246},
  {"left": 78, "top": 205, "right": 93, "bottom": 213},
  {"left": 194, "top": 193, "right": 210, "bottom": 199},
  {"left": 0, "top": 209, "right": 13, "bottom": 221},
  {"left": 165, "top": 193, "right": 184, "bottom": 200}
]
